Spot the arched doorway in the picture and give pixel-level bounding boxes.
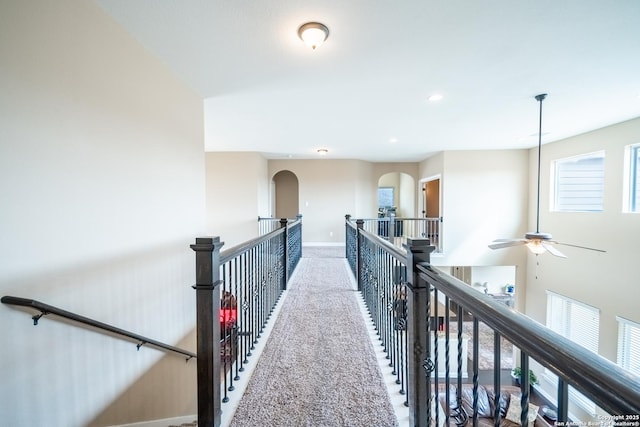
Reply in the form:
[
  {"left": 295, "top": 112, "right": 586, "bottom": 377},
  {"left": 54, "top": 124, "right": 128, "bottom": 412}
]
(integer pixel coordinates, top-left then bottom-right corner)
[
  {"left": 377, "top": 172, "right": 416, "bottom": 218},
  {"left": 272, "top": 170, "right": 299, "bottom": 218}
]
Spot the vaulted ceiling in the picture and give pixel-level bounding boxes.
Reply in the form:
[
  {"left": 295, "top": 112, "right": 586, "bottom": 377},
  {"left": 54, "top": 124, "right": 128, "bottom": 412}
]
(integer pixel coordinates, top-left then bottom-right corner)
[{"left": 96, "top": 0, "right": 640, "bottom": 162}]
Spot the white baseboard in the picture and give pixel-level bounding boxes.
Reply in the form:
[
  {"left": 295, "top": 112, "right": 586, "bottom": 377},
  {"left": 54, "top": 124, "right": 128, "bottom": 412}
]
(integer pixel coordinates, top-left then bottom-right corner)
[
  {"left": 303, "top": 242, "right": 346, "bottom": 247},
  {"left": 109, "top": 415, "right": 196, "bottom": 427}
]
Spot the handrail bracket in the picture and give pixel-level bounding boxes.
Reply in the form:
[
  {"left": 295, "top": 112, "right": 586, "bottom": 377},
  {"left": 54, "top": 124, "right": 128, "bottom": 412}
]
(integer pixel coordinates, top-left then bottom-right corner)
[{"left": 32, "top": 311, "right": 49, "bottom": 326}]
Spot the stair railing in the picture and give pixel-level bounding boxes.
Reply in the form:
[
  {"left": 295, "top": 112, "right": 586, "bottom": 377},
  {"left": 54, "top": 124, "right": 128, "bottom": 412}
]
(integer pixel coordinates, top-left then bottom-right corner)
[{"left": 1, "top": 295, "right": 196, "bottom": 360}]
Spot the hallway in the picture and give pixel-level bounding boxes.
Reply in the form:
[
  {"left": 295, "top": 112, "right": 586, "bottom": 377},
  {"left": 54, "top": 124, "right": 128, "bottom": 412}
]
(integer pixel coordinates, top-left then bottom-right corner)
[{"left": 222, "top": 246, "right": 402, "bottom": 427}]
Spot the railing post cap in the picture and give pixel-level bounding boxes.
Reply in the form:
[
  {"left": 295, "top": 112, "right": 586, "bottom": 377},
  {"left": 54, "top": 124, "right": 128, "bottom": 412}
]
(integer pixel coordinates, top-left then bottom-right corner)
[
  {"left": 190, "top": 236, "right": 224, "bottom": 251},
  {"left": 405, "top": 238, "right": 435, "bottom": 253}
]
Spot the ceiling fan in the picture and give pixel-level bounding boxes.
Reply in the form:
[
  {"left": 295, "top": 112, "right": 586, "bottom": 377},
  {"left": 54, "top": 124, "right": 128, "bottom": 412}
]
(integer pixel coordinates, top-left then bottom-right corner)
[{"left": 488, "top": 93, "right": 605, "bottom": 258}]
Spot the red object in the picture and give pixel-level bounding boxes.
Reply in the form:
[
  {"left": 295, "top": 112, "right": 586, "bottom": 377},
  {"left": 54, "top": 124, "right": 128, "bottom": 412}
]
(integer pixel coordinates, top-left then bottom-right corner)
[{"left": 219, "top": 308, "right": 237, "bottom": 325}]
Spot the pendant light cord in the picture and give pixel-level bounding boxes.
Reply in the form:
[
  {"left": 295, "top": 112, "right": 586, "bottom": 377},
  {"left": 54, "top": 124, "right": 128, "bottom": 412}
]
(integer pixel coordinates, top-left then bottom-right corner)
[{"left": 534, "top": 94, "right": 547, "bottom": 234}]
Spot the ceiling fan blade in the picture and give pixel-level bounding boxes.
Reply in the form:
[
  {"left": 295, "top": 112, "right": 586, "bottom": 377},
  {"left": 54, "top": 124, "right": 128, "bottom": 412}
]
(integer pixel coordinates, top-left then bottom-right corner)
[
  {"left": 488, "top": 239, "right": 527, "bottom": 249},
  {"left": 555, "top": 242, "right": 606, "bottom": 253},
  {"left": 542, "top": 242, "right": 567, "bottom": 258}
]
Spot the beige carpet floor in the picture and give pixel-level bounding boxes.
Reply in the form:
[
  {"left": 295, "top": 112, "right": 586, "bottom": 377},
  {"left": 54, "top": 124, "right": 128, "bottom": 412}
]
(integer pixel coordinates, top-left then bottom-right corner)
[{"left": 229, "top": 247, "right": 398, "bottom": 427}]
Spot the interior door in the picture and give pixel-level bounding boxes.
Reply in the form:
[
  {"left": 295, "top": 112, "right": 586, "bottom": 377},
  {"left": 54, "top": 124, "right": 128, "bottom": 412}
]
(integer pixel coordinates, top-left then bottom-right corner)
[{"left": 422, "top": 179, "right": 440, "bottom": 218}]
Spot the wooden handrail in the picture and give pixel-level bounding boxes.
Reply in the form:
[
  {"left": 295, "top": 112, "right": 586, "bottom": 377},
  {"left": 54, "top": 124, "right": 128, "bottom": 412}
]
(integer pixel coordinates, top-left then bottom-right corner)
[
  {"left": 223, "top": 216, "right": 302, "bottom": 263},
  {"left": 417, "top": 263, "right": 640, "bottom": 417},
  {"left": 1, "top": 295, "right": 196, "bottom": 361}
]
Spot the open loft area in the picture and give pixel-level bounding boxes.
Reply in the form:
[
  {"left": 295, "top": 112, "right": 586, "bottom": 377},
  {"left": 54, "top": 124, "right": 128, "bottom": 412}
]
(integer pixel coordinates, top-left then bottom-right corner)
[{"left": 2, "top": 1, "right": 639, "bottom": 426}]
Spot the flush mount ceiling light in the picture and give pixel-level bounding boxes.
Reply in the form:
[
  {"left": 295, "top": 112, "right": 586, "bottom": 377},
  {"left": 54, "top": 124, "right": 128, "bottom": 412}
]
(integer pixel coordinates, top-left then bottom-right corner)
[
  {"left": 317, "top": 148, "right": 328, "bottom": 155},
  {"left": 298, "top": 22, "right": 329, "bottom": 50}
]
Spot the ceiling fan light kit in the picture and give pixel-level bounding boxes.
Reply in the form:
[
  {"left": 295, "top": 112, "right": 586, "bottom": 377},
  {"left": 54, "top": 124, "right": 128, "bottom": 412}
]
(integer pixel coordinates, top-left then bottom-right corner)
[{"left": 488, "top": 94, "right": 605, "bottom": 258}]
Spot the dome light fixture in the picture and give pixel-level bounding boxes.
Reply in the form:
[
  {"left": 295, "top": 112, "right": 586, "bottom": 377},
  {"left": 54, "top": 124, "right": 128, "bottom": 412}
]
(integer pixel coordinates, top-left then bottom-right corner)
[
  {"left": 298, "top": 22, "right": 329, "bottom": 50},
  {"left": 317, "top": 148, "right": 329, "bottom": 155}
]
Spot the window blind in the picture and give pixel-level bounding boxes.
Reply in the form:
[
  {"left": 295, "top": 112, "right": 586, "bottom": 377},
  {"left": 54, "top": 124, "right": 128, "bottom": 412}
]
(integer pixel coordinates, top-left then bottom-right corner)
[
  {"left": 546, "top": 291, "right": 600, "bottom": 414},
  {"left": 617, "top": 316, "right": 640, "bottom": 376}
]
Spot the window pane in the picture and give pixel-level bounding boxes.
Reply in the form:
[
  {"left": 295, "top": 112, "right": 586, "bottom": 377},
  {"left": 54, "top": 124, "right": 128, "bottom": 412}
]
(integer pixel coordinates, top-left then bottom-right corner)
[
  {"left": 631, "top": 145, "right": 640, "bottom": 212},
  {"left": 553, "top": 152, "right": 605, "bottom": 212},
  {"left": 378, "top": 187, "right": 394, "bottom": 208}
]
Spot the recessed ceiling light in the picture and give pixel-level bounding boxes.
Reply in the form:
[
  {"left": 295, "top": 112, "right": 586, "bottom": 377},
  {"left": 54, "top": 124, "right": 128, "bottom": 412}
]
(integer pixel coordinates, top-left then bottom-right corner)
[
  {"left": 317, "top": 148, "right": 328, "bottom": 155},
  {"left": 389, "top": 137, "right": 398, "bottom": 143},
  {"left": 427, "top": 94, "right": 443, "bottom": 102}
]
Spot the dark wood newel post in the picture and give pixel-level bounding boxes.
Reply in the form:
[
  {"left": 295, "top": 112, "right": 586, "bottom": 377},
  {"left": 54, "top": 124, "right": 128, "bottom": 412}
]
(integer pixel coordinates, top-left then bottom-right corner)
[
  {"left": 191, "top": 236, "right": 224, "bottom": 427},
  {"left": 406, "top": 238, "right": 435, "bottom": 427},
  {"left": 280, "top": 218, "right": 289, "bottom": 289},
  {"left": 356, "top": 219, "right": 364, "bottom": 292}
]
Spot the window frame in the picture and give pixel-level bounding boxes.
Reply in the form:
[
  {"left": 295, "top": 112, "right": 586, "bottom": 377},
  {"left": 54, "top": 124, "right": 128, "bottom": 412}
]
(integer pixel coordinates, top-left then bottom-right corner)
[{"left": 623, "top": 143, "right": 640, "bottom": 213}]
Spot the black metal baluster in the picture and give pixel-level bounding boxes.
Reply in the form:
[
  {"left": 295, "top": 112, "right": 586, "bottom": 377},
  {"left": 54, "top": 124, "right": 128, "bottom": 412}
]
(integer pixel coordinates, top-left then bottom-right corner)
[
  {"left": 233, "top": 257, "right": 242, "bottom": 379},
  {"left": 473, "top": 317, "right": 479, "bottom": 427},
  {"left": 425, "top": 283, "right": 435, "bottom": 427},
  {"left": 520, "top": 352, "right": 530, "bottom": 427},
  {"left": 445, "top": 295, "right": 451, "bottom": 387},
  {"left": 493, "top": 329, "right": 501, "bottom": 427},
  {"left": 224, "top": 262, "right": 235, "bottom": 395},
  {"left": 558, "top": 377, "right": 569, "bottom": 423},
  {"left": 457, "top": 305, "right": 464, "bottom": 409}
]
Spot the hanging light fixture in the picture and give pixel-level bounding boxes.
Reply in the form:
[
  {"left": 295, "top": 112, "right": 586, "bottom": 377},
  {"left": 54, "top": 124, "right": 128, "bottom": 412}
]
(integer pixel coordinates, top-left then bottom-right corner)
[
  {"left": 298, "top": 22, "right": 329, "bottom": 50},
  {"left": 488, "top": 94, "right": 606, "bottom": 257}
]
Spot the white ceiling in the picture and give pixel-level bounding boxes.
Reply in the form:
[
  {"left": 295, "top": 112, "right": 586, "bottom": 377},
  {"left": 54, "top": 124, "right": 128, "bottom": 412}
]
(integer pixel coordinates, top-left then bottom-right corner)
[{"left": 96, "top": 0, "right": 640, "bottom": 162}]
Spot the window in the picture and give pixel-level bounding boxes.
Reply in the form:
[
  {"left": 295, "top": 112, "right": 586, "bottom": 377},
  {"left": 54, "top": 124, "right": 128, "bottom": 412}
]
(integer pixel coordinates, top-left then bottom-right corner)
[
  {"left": 617, "top": 317, "right": 640, "bottom": 375},
  {"left": 546, "top": 291, "right": 599, "bottom": 414},
  {"left": 378, "top": 187, "right": 394, "bottom": 208},
  {"left": 552, "top": 151, "right": 605, "bottom": 212},
  {"left": 623, "top": 144, "right": 640, "bottom": 213}
]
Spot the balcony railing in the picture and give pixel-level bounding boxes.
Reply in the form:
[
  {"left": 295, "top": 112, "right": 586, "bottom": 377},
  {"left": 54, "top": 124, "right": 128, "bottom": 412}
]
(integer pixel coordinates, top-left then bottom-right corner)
[
  {"left": 346, "top": 214, "right": 442, "bottom": 253},
  {"left": 191, "top": 215, "right": 302, "bottom": 426},
  {"left": 258, "top": 214, "right": 302, "bottom": 236},
  {"left": 346, "top": 218, "right": 640, "bottom": 426}
]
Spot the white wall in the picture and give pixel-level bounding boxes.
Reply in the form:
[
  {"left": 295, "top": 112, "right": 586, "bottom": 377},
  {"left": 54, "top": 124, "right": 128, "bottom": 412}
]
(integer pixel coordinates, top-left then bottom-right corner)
[
  {"left": 419, "top": 150, "right": 529, "bottom": 308},
  {"left": 205, "top": 152, "right": 269, "bottom": 248},
  {"left": 523, "top": 118, "right": 640, "bottom": 417},
  {"left": 399, "top": 172, "right": 416, "bottom": 217},
  {"left": 268, "top": 159, "right": 366, "bottom": 243},
  {"left": 0, "top": 1, "right": 204, "bottom": 425}
]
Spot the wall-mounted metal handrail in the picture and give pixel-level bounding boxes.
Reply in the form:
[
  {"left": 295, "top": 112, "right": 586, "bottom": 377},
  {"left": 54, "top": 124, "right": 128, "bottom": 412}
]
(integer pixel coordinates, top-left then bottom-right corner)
[{"left": 1, "top": 295, "right": 196, "bottom": 361}]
